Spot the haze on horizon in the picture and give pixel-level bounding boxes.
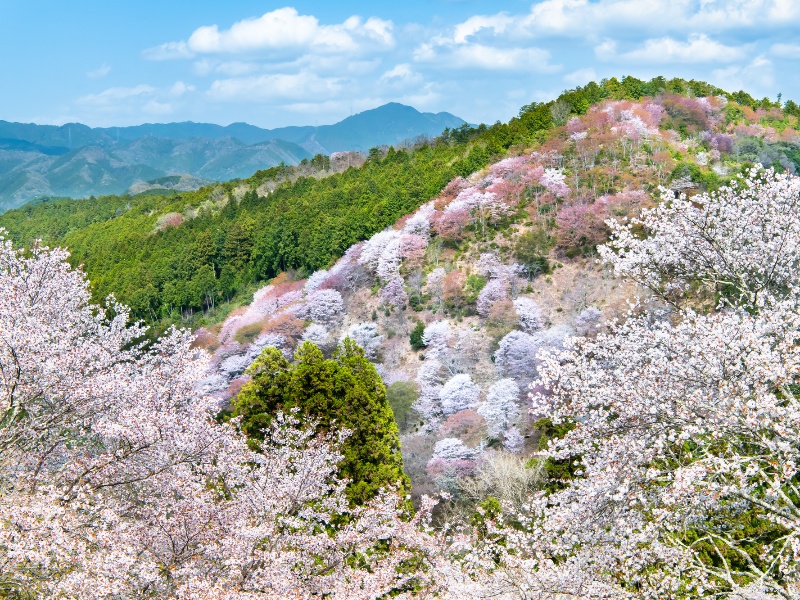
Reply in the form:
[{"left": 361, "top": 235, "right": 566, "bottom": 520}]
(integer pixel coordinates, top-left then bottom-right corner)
[{"left": 1, "top": 0, "right": 798, "bottom": 129}]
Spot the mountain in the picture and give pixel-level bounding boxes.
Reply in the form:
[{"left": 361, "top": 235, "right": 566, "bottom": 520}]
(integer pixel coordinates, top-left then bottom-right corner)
[
  {"left": 0, "top": 104, "right": 465, "bottom": 212},
  {"left": 93, "top": 103, "right": 465, "bottom": 153}
]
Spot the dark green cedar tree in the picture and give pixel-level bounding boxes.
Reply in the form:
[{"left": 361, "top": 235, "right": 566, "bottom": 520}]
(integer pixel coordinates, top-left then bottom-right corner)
[{"left": 233, "top": 339, "right": 410, "bottom": 506}]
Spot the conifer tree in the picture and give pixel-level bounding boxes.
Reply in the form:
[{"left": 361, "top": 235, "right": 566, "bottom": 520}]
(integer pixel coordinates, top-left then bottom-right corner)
[{"left": 234, "top": 340, "right": 410, "bottom": 505}]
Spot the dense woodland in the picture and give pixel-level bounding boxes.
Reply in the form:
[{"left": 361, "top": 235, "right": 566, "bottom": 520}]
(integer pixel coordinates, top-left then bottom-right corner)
[
  {"left": 3, "top": 76, "right": 800, "bottom": 598},
  {"left": 3, "top": 75, "right": 794, "bottom": 335}
]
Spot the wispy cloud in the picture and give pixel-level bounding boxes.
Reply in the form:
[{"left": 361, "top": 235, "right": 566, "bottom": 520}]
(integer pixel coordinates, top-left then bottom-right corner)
[
  {"left": 207, "top": 71, "right": 343, "bottom": 102},
  {"left": 86, "top": 63, "right": 111, "bottom": 79},
  {"left": 77, "top": 84, "right": 155, "bottom": 106},
  {"left": 606, "top": 35, "right": 749, "bottom": 64},
  {"left": 771, "top": 42, "right": 800, "bottom": 59}
]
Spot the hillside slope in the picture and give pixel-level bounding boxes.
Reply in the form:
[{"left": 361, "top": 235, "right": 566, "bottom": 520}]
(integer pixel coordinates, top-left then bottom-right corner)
[
  {"left": 184, "top": 82, "right": 800, "bottom": 501},
  {"left": 5, "top": 76, "right": 799, "bottom": 502}
]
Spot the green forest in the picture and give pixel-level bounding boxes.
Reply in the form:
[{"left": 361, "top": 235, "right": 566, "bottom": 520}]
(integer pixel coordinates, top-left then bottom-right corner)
[{"left": 0, "top": 76, "right": 785, "bottom": 333}]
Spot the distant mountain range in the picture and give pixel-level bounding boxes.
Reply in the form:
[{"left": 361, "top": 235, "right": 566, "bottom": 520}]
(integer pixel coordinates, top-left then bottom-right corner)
[{"left": 0, "top": 103, "right": 465, "bottom": 211}]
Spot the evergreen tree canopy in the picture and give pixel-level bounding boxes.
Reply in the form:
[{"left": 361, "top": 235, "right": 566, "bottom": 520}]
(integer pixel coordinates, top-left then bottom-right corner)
[{"left": 233, "top": 339, "right": 409, "bottom": 505}]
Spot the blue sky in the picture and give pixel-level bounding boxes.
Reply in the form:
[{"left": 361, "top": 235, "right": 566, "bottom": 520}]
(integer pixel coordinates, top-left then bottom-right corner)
[{"left": 2, "top": 0, "right": 799, "bottom": 128}]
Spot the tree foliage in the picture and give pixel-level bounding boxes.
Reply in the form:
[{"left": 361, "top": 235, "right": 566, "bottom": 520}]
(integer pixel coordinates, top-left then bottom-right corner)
[{"left": 233, "top": 339, "right": 410, "bottom": 505}]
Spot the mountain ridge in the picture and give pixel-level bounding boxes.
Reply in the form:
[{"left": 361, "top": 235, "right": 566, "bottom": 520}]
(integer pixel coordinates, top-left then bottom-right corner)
[{"left": 0, "top": 103, "right": 466, "bottom": 211}]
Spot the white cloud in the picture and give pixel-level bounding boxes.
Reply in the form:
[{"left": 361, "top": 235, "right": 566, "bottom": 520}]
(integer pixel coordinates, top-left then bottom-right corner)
[
  {"left": 414, "top": 38, "right": 558, "bottom": 72},
  {"left": 77, "top": 85, "right": 156, "bottom": 106},
  {"left": 192, "top": 59, "right": 263, "bottom": 77},
  {"left": 146, "top": 7, "right": 394, "bottom": 60},
  {"left": 690, "top": 0, "right": 800, "bottom": 29},
  {"left": 453, "top": 14, "right": 513, "bottom": 43},
  {"left": 437, "top": 0, "right": 800, "bottom": 44},
  {"left": 615, "top": 34, "right": 748, "bottom": 64},
  {"left": 451, "top": 44, "right": 558, "bottom": 71},
  {"left": 207, "top": 72, "right": 343, "bottom": 102},
  {"left": 169, "top": 81, "right": 196, "bottom": 96},
  {"left": 282, "top": 96, "right": 384, "bottom": 114},
  {"left": 771, "top": 42, "right": 800, "bottom": 58},
  {"left": 563, "top": 68, "right": 597, "bottom": 86},
  {"left": 594, "top": 39, "right": 617, "bottom": 60},
  {"left": 86, "top": 63, "right": 111, "bottom": 79},
  {"left": 399, "top": 85, "right": 443, "bottom": 110},
  {"left": 712, "top": 55, "right": 775, "bottom": 96},
  {"left": 142, "top": 41, "right": 192, "bottom": 61},
  {"left": 380, "top": 63, "right": 423, "bottom": 85}
]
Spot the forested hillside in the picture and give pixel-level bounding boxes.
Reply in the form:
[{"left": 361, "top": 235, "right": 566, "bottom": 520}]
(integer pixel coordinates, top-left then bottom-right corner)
[
  {"left": 6, "top": 73, "right": 800, "bottom": 598},
  {"left": 5, "top": 75, "right": 796, "bottom": 336}
]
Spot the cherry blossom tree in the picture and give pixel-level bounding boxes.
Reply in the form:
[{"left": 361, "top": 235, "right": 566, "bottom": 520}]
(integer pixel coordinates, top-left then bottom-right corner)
[
  {"left": 426, "top": 438, "right": 481, "bottom": 488},
  {"left": 476, "top": 278, "right": 509, "bottom": 318},
  {"left": 380, "top": 274, "right": 408, "bottom": 308},
  {"left": 359, "top": 229, "right": 400, "bottom": 275},
  {"left": 447, "top": 167, "right": 800, "bottom": 599},
  {"left": 414, "top": 358, "right": 445, "bottom": 424},
  {"left": 494, "top": 330, "right": 539, "bottom": 383},
  {"left": 425, "top": 267, "right": 447, "bottom": 313},
  {"left": 421, "top": 320, "right": 451, "bottom": 359},
  {"left": 399, "top": 233, "right": 428, "bottom": 269},
  {"left": 304, "top": 269, "right": 330, "bottom": 295},
  {"left": 439, "top": 373, "right": 481, "bottom": 416},
  {"left": 302, "top": 323, "right": 331, "bottom": 352},
  {"left": 575, "top": 306, "right": 603, "bottom": 337},
  {"left": 376, "top": 237, "right": 403, "bottom": 282},
  {"left": 0, "top": 233, "right": 435, "bottom": 599},
  {"left": 600, "top": 166, "right": 800, "bottom": 309},
  {"left": 513, "top": 296, "right": 544, "bottom": 333},
  {"left": 477, "top": 378, "right": 520, "bottom": 438},
  {"left": 297, "top": 289, "right": 344, "bottom": 325},
  {"left": 539, "top": 168, "right": 570, "bottom": 198},
  {"left": 401, "top": 202, "right": 435, "bottom": 238},
  {"left": 503, "top": 426, "right": 524, "bottom": 453},
  {"left": 431, "top": 208, "right": 470, "bottom": 241},
  {"left": 343, "top": 322, "right": 383, "bottom": 360},
  {"left": 475, "top": 253, "right": 506, "bottom": 279}
]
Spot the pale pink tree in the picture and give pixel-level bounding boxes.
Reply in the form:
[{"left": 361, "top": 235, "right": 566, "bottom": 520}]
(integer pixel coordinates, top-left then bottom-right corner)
[
  {"left": 304, "top": 269, "right": 330, "bottom": 295},
  {"left": 503, "top": 426, "right": 524, "bottom": 453},
  {"left": 343, "top": 322, "right": 383, "bottom": 360},
  {"left": 380, "top": 274, "right": 408, "bottom": 308},
  {"left": 494, "top": 330, "right": 539, "bottom": 383},
  {"left": 475, "top": 253, "right": 505, "bottom": 279},
  {"left": 575, "top": 306, "right": 603, "bottom": 337},
  {"left": 477, "top": 378, "right": 520, "bottom": 438},
  {"left": 399, "top": 233, "right": 428, "bottom": 269},
  {"left": 431, "top": 208, "right": 470, "bottom": 241},
  {"left": 414, "top": 358, "right": 445, "bottom": 425},
  {"left": 297, "top": 289, "right": 344, "bottom": 325},
  {"left": 477, "top": 278, "right": 510, "bottom": 317},
  {"left": 421, "top": 320, "right": 451, "bottom": 359},
  {"left": 600, "top": 166, "right": 800, "bottom": 308},
  {"left": 539, "top": 168, "right": 570, "bottom": 197},
  {"left": 438, "top": 373, "right": 481, "bottom": 416},
  {"left": 401, "top": 202, "right": 435, "bottom": 238},
  {"left": 0, "top": 233, "right": 436, "bottom": 599},
  {"left": 426, "top": 438, "right": 481, "bottom": 489},
  {"left": 302, "top": 323, "right": 331, "bottom": 352},
  {"left": 513, "top": 296, "right": 544, "bottom": 333},
  {"left": 359, "top": 229, "right": 400, "bottom": 275},
  {"left": 440, "top": 167, "right": 800, "bottom": 599},
  {"left": 425, "top": 268, "right": 447, "bottom": 313}
]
